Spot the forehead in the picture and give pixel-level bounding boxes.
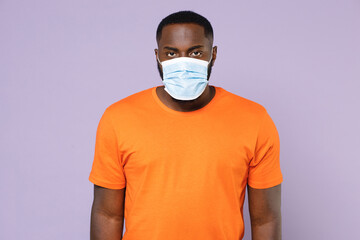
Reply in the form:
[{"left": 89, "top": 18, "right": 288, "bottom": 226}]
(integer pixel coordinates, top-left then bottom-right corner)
[{"left": 158, "top": 23, "right": 211, "bottom": 48}]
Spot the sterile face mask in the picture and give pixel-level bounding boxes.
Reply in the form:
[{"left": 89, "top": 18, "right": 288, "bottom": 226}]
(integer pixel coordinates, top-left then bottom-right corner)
[{"left": 157, "top": 52, "right": 213, "bottom": 101}]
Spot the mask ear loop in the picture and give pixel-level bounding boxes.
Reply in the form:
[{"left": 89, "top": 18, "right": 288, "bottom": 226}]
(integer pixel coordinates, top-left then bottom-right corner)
[
  {"left": 157, "top": 53, "right": 162, "bottom": 65},
  {"left": 208, "top": 48, "right": 214, "bottom": 65}
]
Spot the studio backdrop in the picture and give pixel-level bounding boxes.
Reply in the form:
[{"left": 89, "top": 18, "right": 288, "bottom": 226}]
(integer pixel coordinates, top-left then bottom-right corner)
[{"left": 1, "top": 0, "right": 359, "bottom": 239}]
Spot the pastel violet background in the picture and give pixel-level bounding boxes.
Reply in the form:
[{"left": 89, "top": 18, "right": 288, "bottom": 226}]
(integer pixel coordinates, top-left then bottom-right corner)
[{"left": 1, "top": 0, "right": 359, "bottom": 239}]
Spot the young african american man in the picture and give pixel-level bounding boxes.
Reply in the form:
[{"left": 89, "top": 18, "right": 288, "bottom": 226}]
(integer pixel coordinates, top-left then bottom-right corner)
[{"left": 89, "top": 10, "right": 283, "bottom": 240}]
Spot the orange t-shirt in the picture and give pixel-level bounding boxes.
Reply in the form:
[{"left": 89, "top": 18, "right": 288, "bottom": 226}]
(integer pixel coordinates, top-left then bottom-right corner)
[{"left": 89, "top": 85, "right": 283, "bottom": 240}]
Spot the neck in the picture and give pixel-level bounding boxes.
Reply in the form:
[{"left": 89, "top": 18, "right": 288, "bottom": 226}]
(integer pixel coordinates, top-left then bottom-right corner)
[{"left": 156, "top": 85, "right": 215, "bottom": 112}]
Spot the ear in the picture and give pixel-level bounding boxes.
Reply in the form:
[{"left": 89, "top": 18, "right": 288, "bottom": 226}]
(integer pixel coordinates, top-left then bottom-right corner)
[
  {"left": 155, "top": 48, "right": 161, "bottom": 63},
  {"left": 211, "top": 46, "right": 217, "bottom": 66}
]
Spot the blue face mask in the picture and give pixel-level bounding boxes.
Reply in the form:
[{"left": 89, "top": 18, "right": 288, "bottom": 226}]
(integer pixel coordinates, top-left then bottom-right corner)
[{"left": 157, "top": 53, "right": 213, "bottom": 100}]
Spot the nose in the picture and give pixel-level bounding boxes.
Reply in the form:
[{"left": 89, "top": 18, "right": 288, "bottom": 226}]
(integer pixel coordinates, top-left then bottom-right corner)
[{"left": 179, "top": 52, "right": 187, "bottom": 58}]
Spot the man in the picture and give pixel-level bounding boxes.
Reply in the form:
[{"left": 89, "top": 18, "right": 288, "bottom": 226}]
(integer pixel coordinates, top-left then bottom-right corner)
[{"left": 89, "top": 10, "right": 283, "bottom": 240}]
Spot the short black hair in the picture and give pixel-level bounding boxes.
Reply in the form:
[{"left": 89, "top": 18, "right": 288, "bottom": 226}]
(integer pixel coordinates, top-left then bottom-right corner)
[{"left": 156, "top": 10, "right": 214, "bottom": 43}]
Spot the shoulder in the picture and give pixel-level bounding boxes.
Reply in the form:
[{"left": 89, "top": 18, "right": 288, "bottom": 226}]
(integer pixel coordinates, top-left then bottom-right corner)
[
  {"left": 104, "top": 87, "right": 154, "bottom": 116},
  {"left": 216, "top": 86, "right": 267, "bottom": 117}
]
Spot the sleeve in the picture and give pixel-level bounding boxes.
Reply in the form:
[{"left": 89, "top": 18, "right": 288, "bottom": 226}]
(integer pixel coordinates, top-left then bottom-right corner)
[
  {"left": 248, "top": 109, "right": 283, "bottom": 189},
  {"left": 88, "top": 108, "right": 126, "bottom": 189}
]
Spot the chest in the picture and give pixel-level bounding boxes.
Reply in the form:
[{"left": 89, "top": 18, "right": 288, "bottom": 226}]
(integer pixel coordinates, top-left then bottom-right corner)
[{"left": 117, "top": 115, "right": 255, "bottom": 179}]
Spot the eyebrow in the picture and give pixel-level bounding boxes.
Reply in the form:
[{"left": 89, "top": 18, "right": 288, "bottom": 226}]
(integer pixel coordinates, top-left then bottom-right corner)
[
  {"left": 163, "top": 45, "right": 204, "bottom": 52},
  {"left": 188, "top": 45, "right": 204, "bottom": 52},
  {"left": 163, "top": 46, "right": 178, "bottom": 51}
]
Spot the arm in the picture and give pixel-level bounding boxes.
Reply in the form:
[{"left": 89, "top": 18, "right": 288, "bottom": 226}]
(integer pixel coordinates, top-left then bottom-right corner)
[
  {"left": 248, "top": 183, "right": 282, "bottom": 240},
  {"left": 90, "top": 184, "right": 126, "bottom": 240}
]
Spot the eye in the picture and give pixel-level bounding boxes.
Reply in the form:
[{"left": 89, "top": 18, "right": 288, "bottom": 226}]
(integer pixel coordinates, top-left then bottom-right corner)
[
  {"left": 166, "top": 52, "right": 176, "bottom": 57},
  {"left": 190, "top": 51, "right": 202, "bottom": 57}
]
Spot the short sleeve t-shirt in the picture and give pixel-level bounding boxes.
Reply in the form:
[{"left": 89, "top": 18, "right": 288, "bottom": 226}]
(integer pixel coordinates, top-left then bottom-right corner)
[{"left": 89, "top": 85, "right": 283, "bottom": 240}]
